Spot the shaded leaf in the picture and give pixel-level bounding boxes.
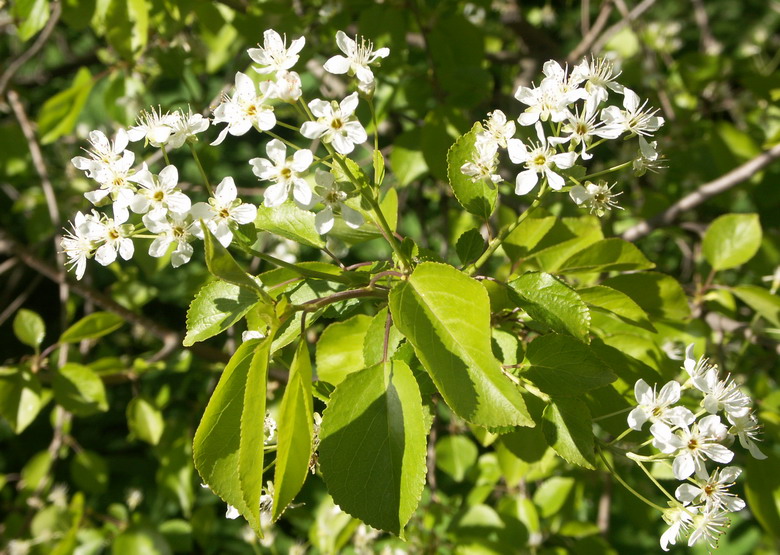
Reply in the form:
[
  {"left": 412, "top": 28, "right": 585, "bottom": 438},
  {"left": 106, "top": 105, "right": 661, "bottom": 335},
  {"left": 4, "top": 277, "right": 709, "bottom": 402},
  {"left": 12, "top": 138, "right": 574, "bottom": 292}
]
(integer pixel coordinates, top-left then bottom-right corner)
[
  {"left": 184, "top": 280, "right": 260, "bottom": 346},
  {"left": 542, "top": 398, "right": 596, "bottom": 469},
  {"left": 60, "top": 312, "right": 124, "bottom": 344}
]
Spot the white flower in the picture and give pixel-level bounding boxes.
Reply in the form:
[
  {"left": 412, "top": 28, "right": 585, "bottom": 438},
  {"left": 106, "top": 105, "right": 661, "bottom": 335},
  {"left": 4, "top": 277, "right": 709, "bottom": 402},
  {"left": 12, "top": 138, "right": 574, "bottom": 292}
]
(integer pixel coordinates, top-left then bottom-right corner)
[
  {"left": 688, "top": 509, "right": 730, "bottom": 549},
  {"left": 226, "top": 505, "right": 240, "bottom": 519},
  {"left": 675, "top": 466, "right": 745, "bottom": 513},
  {"left": 86, "top": 211, "right": 135, "bottom": 267},
  {"left": 727, "top": 412, "right": 767, "bottom": 459},
  {"left": 128, "top": 164, "right": 191, "bottom": 218},
  {"left": 242, "top": 330, "right": 266, "bottom": 342},
  {"left": 248, "top": 30, "right": 305, "bottom": 76},
  {"left": 324, "top": 31, "right": 390, "bottom": 94},
  {"left": 633, "top": 141, "right": 666, "bottom": 176},
  {"left": 549, "top": 99, "right": 622, "bottom": 160},
  {"left": 651, "top": 415, "right": 734, "bottom": 480},
  {"left": 300, "top": 93, "right": 367, "bottom": 155},
  {"left": 249, "top": 140, "right": 314, "bottom": 208},
  {"left": 569, "top": 181, "right": 623, "bottom": 217},
  {"left": 191, "top": 177, "right": 257, "bottom": 248},
  {"left": 312, "top": 169, "right": 364, "bottom": 234},
  {"left": 476, "top": 110, "right": 516, "bottom": 149},
  {"left": 600, "top": 88, "right": 664, "bottom": 159},
  {"left": 514, "top": 61, "right": 588, "bottom": 126},
  {"left": 83, "top": 149, "right": 136, "bottom": 223},
  {"left": 167, "top": 108, "right": 210, "bottom": 149},
  {"left": 461, "top": 139, "right": 502, "bottom": 184},
  {"left": 683, "top": 344, "right": 716, "bottom": 391},
  {"left": 264, "top": 413, "right": 277, "bottom": 445},
  {"left": 570, "top": 56, "right": 624, "bottom": 105},
  {"left": 507, "top": 121, "right": 577, "bottom": 194},
  {"left": 72, "top": 129, "right": 130, "bottom": 179},
  {"left": 627, "top": 379, "right": 695, "bottom": 431},
  {"left": 127, "top": 107, "right": 181, "bottom": 147},
  {"left": 211, "top": 72, "right": 276, "bottom": 146},
  {"left": 271, "top": 70, "right": 302, "bottom": 103},
  {"left": 660, "top": 505, "right": 696, "bottom": 551},
  {"left": 143, "top": 211, "right": 197, "bottom": 268},
  {"left": 61, "top": 211, "right": 97, "bottom": 280},
  {"left": 697, "top": 369, "right": 752, "bottom": 419}
]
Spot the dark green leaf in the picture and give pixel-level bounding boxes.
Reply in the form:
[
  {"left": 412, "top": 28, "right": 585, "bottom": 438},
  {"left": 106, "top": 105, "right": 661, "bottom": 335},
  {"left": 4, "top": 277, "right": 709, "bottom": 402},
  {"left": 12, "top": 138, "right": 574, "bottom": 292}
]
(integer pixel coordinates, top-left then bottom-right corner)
[
  {"left": 53, "top": 363, "right": 108, "bottom": 416},
  {"left": 319, "top": 360, "right": 426, "bottom": 536},
  {"left": 389, "top": 262, "right": 533, "bottom": 428},
  {"left": 202, "top": 225, "right": 269, "bottom": 300},
  {"left": 578, "top": 285, "right": 656, "bottom": 332},
  {"left": 447, "top": 122, "right": 497, "bottom": 219},
  {"left": 456, "top": 228, "right": 486, "bottom": 266},
  {"left": 0, "top": 367, "right": 45, "bottom": 433},
  {"left": 70, "top": 450, "right": 109, "bottom": 493},
  {"left": 59, "top": 312, "right": 124, "bottom": 344},
  {"left": 542, "top": 398, "right": 596, "bottom": 469},
  {"left": 603, "top": 272, "right": 690, "bottom": 320}
]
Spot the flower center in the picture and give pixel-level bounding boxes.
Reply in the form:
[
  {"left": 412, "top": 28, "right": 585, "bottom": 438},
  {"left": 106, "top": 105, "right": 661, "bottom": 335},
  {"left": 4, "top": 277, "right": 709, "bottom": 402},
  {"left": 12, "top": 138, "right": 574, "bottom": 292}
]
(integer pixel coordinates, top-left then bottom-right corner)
[
  {"left": 219, "top": 208, "right": 231, "bottom": 219},
  {"left": 246, "top": 104, "right": 257, "bottom": 116},
  {"left": 687, "top": 438, "right": 699, "bottom": 451},
  {"left": 533, "top": 154, "right": 547, "bottom": 167},
  {"left": 703, "top": 484, "right": 714, "bottom": 496},
  {"left": 173, "top": 225, "right": 185, "bottom": 238},
  {"left": 280, "top": 167, "right": 292, "bottom": 179},
  {"left": 108, "top": 229, "right": 120, "bottom": 240},
  {"left": 331, "top": 118, "right": 344, "bottom": 130},
  {"left": 153, "top": 190, "right": 165, "bottom": 202}
]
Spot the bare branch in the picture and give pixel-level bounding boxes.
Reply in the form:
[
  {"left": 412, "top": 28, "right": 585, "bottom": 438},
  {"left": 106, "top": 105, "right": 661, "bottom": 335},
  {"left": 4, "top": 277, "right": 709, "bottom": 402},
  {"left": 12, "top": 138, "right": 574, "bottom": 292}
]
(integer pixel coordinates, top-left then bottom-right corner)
[
  {"left": 622, "top": 143, "right": 780, "bottom": 241},
  {"left": 568, "top": 0, "right": 615, "bottom": 63},
  {"left": 590, "top": 0, "right": 657, "bottom": 55}
]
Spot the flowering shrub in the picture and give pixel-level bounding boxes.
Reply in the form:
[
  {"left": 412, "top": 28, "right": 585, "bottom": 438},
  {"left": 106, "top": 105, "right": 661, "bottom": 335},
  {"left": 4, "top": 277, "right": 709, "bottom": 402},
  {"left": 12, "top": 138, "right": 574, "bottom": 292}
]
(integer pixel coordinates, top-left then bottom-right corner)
[{"left": 3, "top": 2, "right": 779, "bottom": 553}]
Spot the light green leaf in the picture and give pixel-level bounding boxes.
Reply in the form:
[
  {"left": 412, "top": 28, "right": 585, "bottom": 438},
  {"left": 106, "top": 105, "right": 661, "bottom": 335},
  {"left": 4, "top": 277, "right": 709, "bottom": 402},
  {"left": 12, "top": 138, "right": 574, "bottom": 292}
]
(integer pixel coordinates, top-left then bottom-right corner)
[
  {"left": 542, "top": 398, "right": 596, "bottom": 469},
  {"left": 702, "top": 213, "right": 762, "bottom": 271},
  {"left": 363, "top": 308, "right": 404, "bottom": 367},
  {"left": 13, "top": 309, "right": 45, "bottom": 349},
  {"left": 14, "top": 0, "right": 50, "bottom": 41},
  {"left": 603, "top": 272, "right": 690, "bottom": 320},
  {"left": 456, "top": 228, "right": 486, "bottom": 266},
  {"left": 105, "top": 0, "right": 149, "bottom": 61},
  {"left": 502, "top": 215, "right": 557, "bottom": 261},
  {"left": 533, "top": 476, "right": 575, "bottom": 518},
  {"left": 319, "top": 360, "right": 426, "bottom": 536},
  {"left": 202, "top": 225, "right": 269, "bottom": 300},
  {"left": 528, "top": 216, "right": 603, "bottom": 272},
  {"left": 389, "top": 262, "right": 533, "bottom": 428},
  {"left": 435, "top": 435, "right": 478, "bottom": 482},
  {"left": 373, "top": 149, "right": 386, "bottom": 186},
  {"left": 127, "top": 397, "right": 164, "bottom": 445},
  {"left": 558, "top": 238, "right": 655, "bottom": 273},
  {"left": 390, "top": 129, "right": 428, "bottom": 186},
  {"left": 255, "top": 202, "right": 325, "bottom": 248},
  {"left": 521, "top": 335, "right": 616, "bottom": 397},
  {"left": 183, "top": 280, "right": 260, "bottom": 346},
  {"left": 70, "top": 450, "right": 109, "bottom": 494},
  {"left": 193, "top": 337, "right": 272, "bottom": 536},
  {"left": 272, "top": 341, "right": 314, "bottom": 521},
  {"left": 745, "top": 454, "right": 780, "bottom": 537},
  {"left": 447, "top": 122, "right": 497, "bottom": 219},
  {"left": 315, "top": 314, "right": 372, "bottom": 385},
  {"left": 732, "top": 285, "right": 780, "bottom": 327},
  {"left": 37, "top": 67, "right": 94, "bottom": 144},
  {"left": 0, "top": 367, "right": 45, "bottom": 433},
  {"left": 508, "top": 272, "right": 591, "bottom": 342},
  {"left": 578, "top": 285, "right": 656, "bottom": 333},
  {"left": 112, "top": 526, "right": 172, "bottom": 555},
  {"left": 60, "top": 312, "right": 124, "bottom": 344},
  {"left": 53, "top": 363, "right": 108, "bottom": 416}
]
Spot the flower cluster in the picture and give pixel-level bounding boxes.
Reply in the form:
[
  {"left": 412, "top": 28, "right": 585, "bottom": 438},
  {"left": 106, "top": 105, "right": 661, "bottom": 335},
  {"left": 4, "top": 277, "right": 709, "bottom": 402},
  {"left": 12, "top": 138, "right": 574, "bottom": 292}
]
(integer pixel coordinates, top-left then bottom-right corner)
[
  {"left": 461, "top": 57, "right": 665, "bottom": 215},
  {"left": 62, "top": 28, "right": 389, "bottom": 281},
  {"left": 626, "top": 345, "right": 765, "bottom": 551}
]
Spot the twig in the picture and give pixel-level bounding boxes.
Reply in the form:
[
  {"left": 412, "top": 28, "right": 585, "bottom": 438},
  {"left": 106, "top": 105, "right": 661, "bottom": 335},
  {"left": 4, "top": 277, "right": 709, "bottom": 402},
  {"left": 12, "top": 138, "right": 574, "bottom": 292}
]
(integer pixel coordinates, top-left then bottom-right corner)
[
  {"left": 568, "top": 0, "right": 614, "bottom": 62},
  {"left": 590, "top": 0, "right": 657, "bottom": 55},
  {"left": 0, "top": 1, "right": 63, "bottom": 98},
  {"left": 690, "top": 0, "right": 720, "bottom": 55},
  {"left": 622, "top": 143, "right": 780, "bottom": 241},
  {"left": 0, "top": 274, "right": 43, "bottom": 327}
]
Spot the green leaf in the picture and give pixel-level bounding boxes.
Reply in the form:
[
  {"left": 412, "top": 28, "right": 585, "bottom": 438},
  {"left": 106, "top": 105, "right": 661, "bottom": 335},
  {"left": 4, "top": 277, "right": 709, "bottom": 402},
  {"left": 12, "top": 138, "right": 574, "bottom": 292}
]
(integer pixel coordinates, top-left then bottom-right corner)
[
  {"left": 732, "top": 285, "right": 780, "bottom": 327},
  {"left": 533, "top": 476, "right": 575, "bottom": 518},
  {"left": 60, "top": 312, "right": 124, "bottom": 344},
  {"left": 37, "top": 67, "right": 93, "bottom": 144},
  {"left": 255, "top": 202, "right": 325, "bottom": 248},
  {"left": 435, "top": 435, "right": 478, "bottom": 482},
  {"left": 112, "top": 526, "right": 172, "bottom": 555},
  {"left": 183, "top": 280, "right": 260, "bottom": 346},
  {"left": 53, "top": 363, "right": 108, "bottom": 416},
  {"left": 272, "top": 341, "right": 314, "bottom": 521},
  {"left": 502, "top": 215, "right": 557, "bottom": 261},
  {"left": 193, "top": 337, "right": 273, "bottom": 536},
  {"left": 389, "top": 262, "right": 533, "bottom": 428},
  {"left": 528, "top": 216, "right": 604, "bottom": 273},
  {"left": 363, "top": 308, "right": 404, "bottom": 367},
  {"left": 373, "top": 149, "right": 386, "bottom": 186},
  {"left": 315, "top": 314, "right": 372, "bottom": 386},
  {"left": 13, "top": 0, "right": 50, "bottom": 41},
  {"left": 508, "top": 272, "right": 591, "bottom": 342},
  {"left": 558, "top": 238, "right": 655, "bottom": 273},
  {"left": 0, "top": 367, "right": 45, "bottom": 433},
  {"left": 70, "top": 450, "right": 109, "bottom": 494},
  {"left": 521, "top": 335, "right": 616, "bottom": 397},
  {"left": 745, "top": 454, "right": 780, "bottom": 537},
  {"left": 202, "top": 225, "right": 269, "bottom": 300},
  {"left": 702, "top": 213, "right": 762, "bottom": 271},
  {"left": 319, "top": 360, "right": 426, "bottom": 536},
  {"left": 447, "top": 122, "right": 497, "bottom": 219},
  {"left": 105, "top": 0, "right": 149, "bottom": 61},
  {"left": 390, "top": 129, "right": 428, "bottom": 186},
  {"left": 13, "top": 309, "right": 45, "bottom": 349},
  {"left": 542, "top": 398, "right": 596, "bottom": 469},
  {"left": 456, "top": 228, "right": 486, "bottom": 266},
  {"left": 127, "top": 397, "right": 164, "bottom": 445},
  {"left": 578, "top": 285, "right": 656, "bottom": 333},
  {"left": 603, "top": 272, "right": 690, "bottom": 320}
]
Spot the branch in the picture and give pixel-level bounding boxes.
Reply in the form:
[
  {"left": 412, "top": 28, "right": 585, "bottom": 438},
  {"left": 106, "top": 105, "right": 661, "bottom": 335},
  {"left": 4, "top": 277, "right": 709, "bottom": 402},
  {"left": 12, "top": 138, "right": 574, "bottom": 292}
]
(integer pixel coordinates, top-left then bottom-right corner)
[
  {"left": 590, "top": 0, "right": 657, "bottom": 55},
  {"left": 622, "top": 143, "right": 780, "bottom": 241},
  {"left": 567, "top": 0, "right": 615, "bottom": 63},
  {"left": 0, "top": 1, "right": 63, "bottom": 98}
]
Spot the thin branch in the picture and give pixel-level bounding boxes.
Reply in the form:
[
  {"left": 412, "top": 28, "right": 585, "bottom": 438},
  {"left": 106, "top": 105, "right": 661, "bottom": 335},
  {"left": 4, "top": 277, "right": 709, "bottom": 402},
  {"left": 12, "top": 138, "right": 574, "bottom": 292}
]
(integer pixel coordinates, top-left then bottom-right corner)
[
  {"left": 568, "top": 0, "right": 615, "bottom": 62},
  {"left": 0, "top": 1, "right": 63, "bottom": 98},
  {"left": 590, "top": 0, "right": 657, "bottom": 55},
  {"left": 622, "top": 143, "right": 780, "bottom": 241}
]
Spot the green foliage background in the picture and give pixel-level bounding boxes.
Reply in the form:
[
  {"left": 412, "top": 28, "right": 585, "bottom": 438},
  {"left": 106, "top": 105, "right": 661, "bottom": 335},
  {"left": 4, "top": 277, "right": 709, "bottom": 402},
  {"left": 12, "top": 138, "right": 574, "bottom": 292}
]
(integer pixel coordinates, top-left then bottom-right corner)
[{"left": 1, "top": 0, "right": 779, "bottom": 553}]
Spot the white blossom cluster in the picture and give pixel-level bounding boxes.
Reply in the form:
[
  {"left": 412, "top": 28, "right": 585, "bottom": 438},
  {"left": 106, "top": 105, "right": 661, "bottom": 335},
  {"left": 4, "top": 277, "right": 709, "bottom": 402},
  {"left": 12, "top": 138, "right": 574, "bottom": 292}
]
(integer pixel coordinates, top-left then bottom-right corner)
[
  {"left": 62, "top": 29, "right": 388, "bottom": 280},
  {"left": 461, "top": 57, "right": 665, "bottom": 216},
  {"left": 626, "top": 344, "right": 765, "bottom": 551}
]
